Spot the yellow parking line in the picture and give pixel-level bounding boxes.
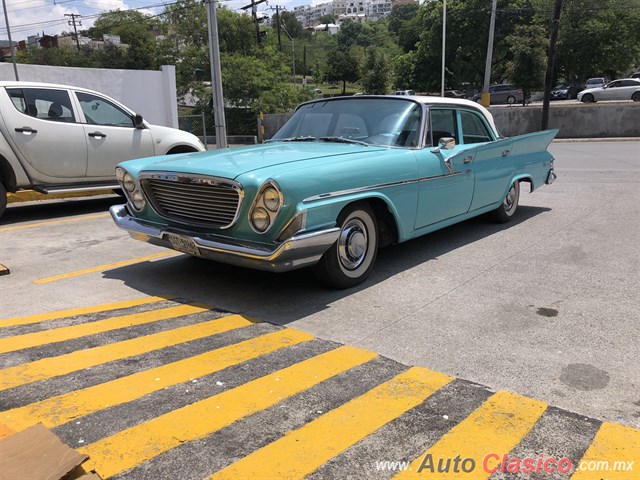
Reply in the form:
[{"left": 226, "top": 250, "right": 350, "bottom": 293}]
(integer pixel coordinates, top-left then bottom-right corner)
[
  {"left": 0, "top": 213, "right": 110, "bottom": 232},
  {"left": 80, "top": 346, "right": 378, "bottom": 478},
  {"left": 2, "top": 328, "right": 314, "bottom": 431},
  {"left": 33, "top": 251, "right": 180, "bottom": 284},
  {"left": 0, "top": 296, "right": 170, "bottom": 328},
  {"left": 212, "top": 366, "right": 453, "bottom": 480},
  {"left": 0, "top": 303, "right": 211, "bottom": 355},
  {"left": 570, "top": 423, "right": 640, "bottom": 480},
  {"left": 393, "top": 391, "right": 547, "bottom": 479},
  {"left": 0, "top": 313, "right": 252, "bottom": 391}
]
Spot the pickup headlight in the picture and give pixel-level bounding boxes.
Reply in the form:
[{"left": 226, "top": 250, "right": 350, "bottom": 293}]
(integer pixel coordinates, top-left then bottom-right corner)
[
  {"left": 249, "top": 180, "right": 283, "bottom": 233},
  {"left": 116, "top": 166, "right": 146, "bottom": 211}
]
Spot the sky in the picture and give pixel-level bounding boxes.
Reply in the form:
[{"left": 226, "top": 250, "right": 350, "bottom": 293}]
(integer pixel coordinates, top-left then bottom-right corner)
[{"left": 0, "top": 0, "right": 304, "bottom": 41}]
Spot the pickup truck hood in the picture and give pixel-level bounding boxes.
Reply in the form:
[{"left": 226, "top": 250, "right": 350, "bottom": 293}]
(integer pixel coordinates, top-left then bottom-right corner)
[{"left": 127, "top": 142, "right": 386, "bottom": 180}]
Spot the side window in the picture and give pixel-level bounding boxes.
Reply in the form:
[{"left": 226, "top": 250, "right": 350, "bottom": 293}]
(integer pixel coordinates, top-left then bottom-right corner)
[
  {"left": 6, "top": 88, "right": 75, "bottom": 122},
  {"left": 460, "top": 110, "right": 492, "bottom": 144},
  {"left": 76, "top": 92, "right": 134, "bottom": 127},
  {"left": 429, "top": 109, "right": 458, "bottom": 146}
]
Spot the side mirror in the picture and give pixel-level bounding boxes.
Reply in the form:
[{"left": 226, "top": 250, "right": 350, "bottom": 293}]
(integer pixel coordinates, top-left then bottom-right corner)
[
  {"left": 133, "top": 114, "right": 145, "bottom": 129},
  {"left": 439, "top": 137, "right": 456, "bottom": 150}
]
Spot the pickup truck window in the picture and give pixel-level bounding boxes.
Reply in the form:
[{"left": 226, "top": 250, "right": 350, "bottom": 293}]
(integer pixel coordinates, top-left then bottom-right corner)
[
  {"left": 76, "top": 92, "right": 134, "bottom": 127},
  {"left": 7, "top": 88, "right": 75, "bottom": 122}
]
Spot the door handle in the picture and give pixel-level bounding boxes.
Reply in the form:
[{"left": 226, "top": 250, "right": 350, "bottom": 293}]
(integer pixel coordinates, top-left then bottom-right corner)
[
  {"left": 463, "top": 155, "right": 473, "bottom": 164},
  {"left": 88, "top": 131, "right": 106, "bottom": 138},
  {"left": 502, "top": 149, "right": 511, "bottom": 157},
  {"left": 15, "top": 127, "right": 37, "bottom": 134}
]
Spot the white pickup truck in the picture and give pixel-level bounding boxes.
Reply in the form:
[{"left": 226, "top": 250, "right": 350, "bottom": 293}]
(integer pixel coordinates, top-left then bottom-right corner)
[{"left": 0, "top": 81, "right": 205, "bottom": 218}]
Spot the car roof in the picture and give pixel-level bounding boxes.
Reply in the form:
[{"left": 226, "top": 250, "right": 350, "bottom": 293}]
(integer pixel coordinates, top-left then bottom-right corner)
[{"left": 0, "top": 80, "right": 105, "bottom": 96}]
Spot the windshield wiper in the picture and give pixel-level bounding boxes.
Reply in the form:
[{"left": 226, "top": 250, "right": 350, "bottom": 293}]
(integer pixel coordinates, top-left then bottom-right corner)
[
  {"left": 266, "top": 136, "right": 317, "bottom": 143},
  {"left": 319, "top": 136, "right": 369, "bottom": 147}
]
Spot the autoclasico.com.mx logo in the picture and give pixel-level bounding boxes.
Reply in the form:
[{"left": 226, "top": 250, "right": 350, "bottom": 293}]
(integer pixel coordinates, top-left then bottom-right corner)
[{"left": 375, "top": 452, "right": 635, "bottom": 475}]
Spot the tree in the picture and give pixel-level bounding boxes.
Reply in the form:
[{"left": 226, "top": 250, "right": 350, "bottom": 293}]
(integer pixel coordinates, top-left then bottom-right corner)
[
  {"left": 388, "top": 3, "right": 419, "bottom": 36},
  {"left": 318, "top": 14, "right": 336, "bottom": 25},
  {"left": 506, "top": 25, "right": 547, "bottom": 104},
  {"left": 361, "top": 49, "right": 390, "bottom": 94},
  {"left": 325, "top": 48, "right": 361, "bottom": 94}
]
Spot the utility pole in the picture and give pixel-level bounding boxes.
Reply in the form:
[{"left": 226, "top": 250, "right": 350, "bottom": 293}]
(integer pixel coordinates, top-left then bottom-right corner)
[
  {"left": 65, "top": 13, "right": 82, "bottom": 50},
  {"left": 241, "top": 0, "right": 267, "bottom": 46},
  {"left": 276, "top": 6, "right": 282, "bottom": 52},
  {"left": 440, "top": 0, "right": 446, "bottom": 96},
  {"left": 205, "top": 0, "right": 227, "bottom": 149},
  {"left": 541, "top": 0, "right": 563, "bottom": 130},
  {"left": 481, "top": 0, "right": 497, "bottom": 107},
  {"left": 303, "top": 45, "right": 307, "bottom": 86},
  {"left": 2, "top": 0, "right": 19, "bottom": 80}
]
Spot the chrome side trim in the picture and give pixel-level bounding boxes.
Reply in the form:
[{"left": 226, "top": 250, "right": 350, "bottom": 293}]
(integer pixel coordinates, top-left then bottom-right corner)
[
  {"left": 419, "top": 172, "right": 464, "bottom": 182},
  {"left": 303, "top": 179, "right": 418, "bottom": 203}
]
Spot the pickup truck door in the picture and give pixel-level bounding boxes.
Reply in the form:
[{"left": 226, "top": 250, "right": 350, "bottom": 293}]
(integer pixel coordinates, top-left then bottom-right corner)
[
  {"left": 2, "top": 87, "right": 87, "bottom": 179},
  {"left": 75, "top": 91, "right": 155, "bottom": 178}
]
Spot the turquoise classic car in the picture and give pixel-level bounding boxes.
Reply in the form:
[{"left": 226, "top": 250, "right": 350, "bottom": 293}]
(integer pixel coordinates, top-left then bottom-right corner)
[{"left": 110, "top": 96, "right": 557, "bottom": 288}]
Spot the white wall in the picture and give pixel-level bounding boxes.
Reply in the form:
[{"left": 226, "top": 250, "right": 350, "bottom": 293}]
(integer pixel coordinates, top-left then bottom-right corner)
[{"left": 0, "top": 63, "right": 178, "bottom": 128}]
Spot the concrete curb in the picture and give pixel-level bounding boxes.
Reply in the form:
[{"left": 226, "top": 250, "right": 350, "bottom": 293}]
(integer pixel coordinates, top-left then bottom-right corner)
[{"left": 7, "top": 189, "right": 116, "bottom": 204}]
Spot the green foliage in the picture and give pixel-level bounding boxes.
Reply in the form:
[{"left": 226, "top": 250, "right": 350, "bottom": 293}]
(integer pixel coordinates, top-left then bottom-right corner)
[
  {"left": 361, "top": 49, "right": 390, "bottom": 94},
  {"left": 325, "top": 48, "right": 361, "bottom": 94},
  {"left": 505, "top": 24, "right": 547, "bottom": 103}
]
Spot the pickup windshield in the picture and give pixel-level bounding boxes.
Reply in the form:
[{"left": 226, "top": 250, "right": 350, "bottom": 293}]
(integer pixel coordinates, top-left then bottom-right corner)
[{"left": 271, "top": 98, "right": 422, "bottom": 148}]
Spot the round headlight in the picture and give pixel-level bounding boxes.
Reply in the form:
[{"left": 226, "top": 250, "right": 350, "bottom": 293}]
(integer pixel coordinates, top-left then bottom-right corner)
[
  {"left": 263, "top": 187, "right": 281, "bottom": 212},
  {"left": 123, "top": 173, "right": 136, "bottom": 193},
  {"left": 132, "top": 190, "right": 146, "bottom": 210},
  {"left": 251, "top": 207, "right": 270, "bottom": 232}
]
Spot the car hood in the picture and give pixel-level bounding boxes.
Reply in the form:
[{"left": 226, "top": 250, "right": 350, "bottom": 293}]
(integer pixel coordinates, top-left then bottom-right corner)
[{"left": 124, "top": 141, "right": 387, "bottom": 179}]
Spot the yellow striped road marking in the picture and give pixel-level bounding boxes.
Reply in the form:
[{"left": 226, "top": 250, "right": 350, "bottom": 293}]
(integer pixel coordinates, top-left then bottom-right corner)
[
  {"left": 0, "top": 296, "right": 169, "bottom": 329},
  {"left": 80, "top": 345, "right": 378, "bottom": 478},
  {"left": 570, "top": 422, "right": 640, "bottom": 480},
  {"left": 0, "top": 213, "right": 110, "bottom": 232},
  {"left": 2, "top": 328, "right": 314, "bottom": 431},
  {"left": 0, "top": 313, "right": 252, "bottom": 391},
  {"left": 0, "top": 303, "right": 211, "bottom": 355},
  {"left": 393, "top": 391, "right": 547, "bottom": 479},
  {"left": 33, "top": 251, "right": 180, "bottom": 284},
  {"left": 211, "top": 366, "right": 454, "bottom": 480}
]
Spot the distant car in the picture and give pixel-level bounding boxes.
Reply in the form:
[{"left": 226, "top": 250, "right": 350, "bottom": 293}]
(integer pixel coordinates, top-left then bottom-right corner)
[
  {"left": 550, "top": 83, "right": 584, "bottom": 100},
  {"left": 584, "top": 77, "right": 607, "bottom": 90},
  {"left": 577, "top": 78, "right": 640, "bottom": 103},
  {"left": 444, "top": 90, "right": 467, "bottom": 98},
  {"left": 111, "top": 95, "right": 558, "bottom": 288},
  {"left": 394, "top": 90, "right": 416, "bottom": 95},
  {"left": 630, "top": 72, "right": 640, "bottom": 79},
  {"left": 0, "top": 81, "right": 205, "bottom": 218},
  {"left": 472, "top": 84, "right": 523, "bottom": 105}
]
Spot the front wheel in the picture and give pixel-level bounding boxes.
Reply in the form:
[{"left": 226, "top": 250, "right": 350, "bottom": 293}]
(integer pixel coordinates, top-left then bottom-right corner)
[
  {"left": 581, "top": 93, "right": 595, "bottom": 103},
  {"left": 313, "top": 202, "right": 378, "bottom": 289},
  {"left": 493, "top": 181, "right": 520, "bottom": 223}
]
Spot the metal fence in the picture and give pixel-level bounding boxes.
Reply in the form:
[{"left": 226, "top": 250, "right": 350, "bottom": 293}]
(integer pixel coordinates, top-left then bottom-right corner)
[{"left": 178, "top": 113, "right": 208, "bottom": 148}]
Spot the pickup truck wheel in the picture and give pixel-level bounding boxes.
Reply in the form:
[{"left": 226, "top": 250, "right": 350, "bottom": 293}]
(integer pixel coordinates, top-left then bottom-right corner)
[
  {"left": 493, "top": 181, "right": 520, "bottom": 223},
  {"left": 313, "top": 203, "right": 378, "bottom": 289},
  {"left": 0, "top": 183, "right": 7, "bottom": 219}
]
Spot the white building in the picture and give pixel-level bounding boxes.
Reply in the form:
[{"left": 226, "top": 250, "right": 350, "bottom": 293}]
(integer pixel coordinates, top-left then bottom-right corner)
[{"left": 293, "top": 0, "right": 406, "bottom": 27}]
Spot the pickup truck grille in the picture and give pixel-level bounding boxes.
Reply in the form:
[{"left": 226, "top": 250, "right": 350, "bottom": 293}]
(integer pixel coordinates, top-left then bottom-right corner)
[{"left": 140, "top": 173, "right": 243, "bottom": 229}]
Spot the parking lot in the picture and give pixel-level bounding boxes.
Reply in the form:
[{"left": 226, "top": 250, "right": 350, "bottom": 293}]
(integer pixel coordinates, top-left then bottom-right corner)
[{"left": 1, "top": 140, "right": 639, "bottom": 478}]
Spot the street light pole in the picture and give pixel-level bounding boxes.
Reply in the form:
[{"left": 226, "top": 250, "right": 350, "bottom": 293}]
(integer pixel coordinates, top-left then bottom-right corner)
[
  {"left": 206, "top": 0, "right": 228, "bottom": 149},
  {"left": 440, "top": 0, "right": 446, "bottom": 96},
  {"left": 2, "top": 0, "right": 19, "bottom": 80},
  {"left": 481, "top": 0, "right": 497, "bottom": 107}
]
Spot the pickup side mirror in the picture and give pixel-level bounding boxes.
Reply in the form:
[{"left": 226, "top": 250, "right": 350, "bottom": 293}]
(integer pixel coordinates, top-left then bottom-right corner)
[{"left": 133, "top": 114, "right": 145, "bottom": 129}]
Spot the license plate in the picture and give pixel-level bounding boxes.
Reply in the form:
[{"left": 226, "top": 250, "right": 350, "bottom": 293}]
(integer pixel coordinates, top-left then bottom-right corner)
[{"left": 166, "top": 234, "right": 200, "bottom": 256}]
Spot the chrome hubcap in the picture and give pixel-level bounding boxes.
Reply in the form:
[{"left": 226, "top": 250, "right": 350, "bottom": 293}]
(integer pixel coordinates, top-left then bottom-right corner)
[
  {"left": 504, "top": 185, "right": 516, "bottom": 211},
  {"left": 338, "top": 219, "right": 368, "bottom": 270}
]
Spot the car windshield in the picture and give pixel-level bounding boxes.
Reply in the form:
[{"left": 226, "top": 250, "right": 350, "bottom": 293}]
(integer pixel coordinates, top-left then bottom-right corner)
[{"left": 271, "top": 98, "right": 422, "bottom": 148}]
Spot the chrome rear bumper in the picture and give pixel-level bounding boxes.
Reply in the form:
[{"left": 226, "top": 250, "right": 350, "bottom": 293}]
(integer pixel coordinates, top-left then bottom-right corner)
[{"left": 109, "top": 204, "right": 339, "bottom": 272}]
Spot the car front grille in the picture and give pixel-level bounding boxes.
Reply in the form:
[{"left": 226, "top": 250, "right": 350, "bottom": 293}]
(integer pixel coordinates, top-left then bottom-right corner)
[{"left": 140, "top": 173, "right": 243, "bottom": 229}]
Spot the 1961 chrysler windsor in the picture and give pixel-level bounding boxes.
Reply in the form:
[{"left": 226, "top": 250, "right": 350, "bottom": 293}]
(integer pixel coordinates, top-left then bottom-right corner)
[{"left": 111, "top": 96, "right": 557, "bottom": 288}]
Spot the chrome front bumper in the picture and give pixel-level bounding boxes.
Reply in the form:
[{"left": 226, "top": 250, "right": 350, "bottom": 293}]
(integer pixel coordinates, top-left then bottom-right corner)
[
  {"left": 546, "top": 169, "right": 557, "bottom": 185},
  {"left": 110, "top": 204, "right": 340, "bottom": 272}
]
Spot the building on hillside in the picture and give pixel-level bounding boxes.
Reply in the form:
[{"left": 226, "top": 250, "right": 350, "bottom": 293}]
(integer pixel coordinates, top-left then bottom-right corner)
[{"left": 293, "top": 0, "right": 416, "bottom": 27}]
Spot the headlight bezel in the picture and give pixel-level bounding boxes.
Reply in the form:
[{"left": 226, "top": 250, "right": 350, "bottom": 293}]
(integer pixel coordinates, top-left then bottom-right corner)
[
  {"left": 116, "top": 166, "right": 146, "bottom": 212},
  {"left": 249, "top": 180, "right": 283, "bottom": 234}
]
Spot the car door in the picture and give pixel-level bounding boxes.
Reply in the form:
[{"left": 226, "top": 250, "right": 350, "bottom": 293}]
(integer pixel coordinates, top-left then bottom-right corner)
[
  {"left": 75, "top": 91, "right": 155, "bottom": 178},
  {"left": 2, "top": 86, "right": 87, "bottom": 179},
  {"left": 601, "top": 81, "right": 621, "bottom": 100},
  {"left": 414, "top": 108, "right": 475, "bottom": 229}
]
